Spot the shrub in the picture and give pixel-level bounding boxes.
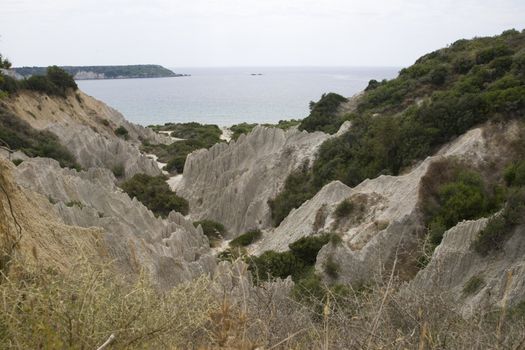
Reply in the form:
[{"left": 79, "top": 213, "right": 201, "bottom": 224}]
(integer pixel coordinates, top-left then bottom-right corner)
[
  {"left": 504, "top": 161, "right": 525, "bottom": 187},
  {"left": 298, "top": 93, "right": 349, "bottom": 134},
  {"left": 248, "top": 234, "right": 332, "bottom": 282},
  {"left": 474, "top": 188, "right": 525, "bottom": 255},
  {"left": 229, "top": 229, "right": 262, "bottom": 247},
  {"left": 463, "top": 275, "right": 485, "bottom": 296},
  {"left": 334, "top": 199, "right": 353, "bottom": 219},
  {"left": 121, "top": 174, "right": 189, "bottom": 217},
  {"left": 249, "top": 251, "right": 303, "bottom": 281},
  {"left": 289, "top": 234, "right": 331, "bottom": 265},
  {"left": 46, "top": 65, "right": 78, "bottom": 92},
  {"left": 0, "top": 107, "right": 79, "bottom": 169},
  {"left": 268, "top": 162, "right": 316, "bottom": 226},
  {"left": 11, "top": 159, "right": 23, "bottom": 166},
  {"left": 112, "top": 163, "right": 125, "bottom": 178},
  {"left": 114, "top": 126, "right": 129, "bottom": 139},
  {"left": 193, "top": 220, "right": 226, "bottom": 241},
  {"left": 142, "top": 123, "right": 223, "bottom": 174}
]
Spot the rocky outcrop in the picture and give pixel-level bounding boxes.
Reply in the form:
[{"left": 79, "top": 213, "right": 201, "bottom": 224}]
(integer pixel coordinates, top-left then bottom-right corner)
[
  {"left": 407, "top": 218, "right": 525, "bottom": 317},
  {"left": 13, "top": 157, "right": 216, "bottom": 289},
  {"left": 248, "top": 121, "right": 523, "bottom": 289},
  {"left": 178, "top": 125, "right": 331, "bottom": 236},
  {"left": 2, "top": 91, "right": 171, "bottom": 178}
]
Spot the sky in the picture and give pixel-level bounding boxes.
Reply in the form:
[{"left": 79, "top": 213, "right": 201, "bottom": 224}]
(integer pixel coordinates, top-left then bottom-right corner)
[{"left": 0, "top": 0, "right": 524, "bottom": 68}]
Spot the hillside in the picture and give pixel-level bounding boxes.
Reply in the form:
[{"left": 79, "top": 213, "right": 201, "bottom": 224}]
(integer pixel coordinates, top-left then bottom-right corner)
[
  {"left": 13, "top": 64, "right": 186, "bottom": 80},
  {"left": 1, "top": 30, "right": 525, "bottom": 348}
]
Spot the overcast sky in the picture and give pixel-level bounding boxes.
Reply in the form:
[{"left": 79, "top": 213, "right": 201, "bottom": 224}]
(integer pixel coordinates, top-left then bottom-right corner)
[{"left": 1, "top": 0, "right": 523, "bottom": 68}]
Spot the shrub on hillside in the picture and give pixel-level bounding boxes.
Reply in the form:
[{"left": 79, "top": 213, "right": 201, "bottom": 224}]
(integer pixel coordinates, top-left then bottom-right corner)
[
  {"left": 298, "top": 93, "right": 349, "bottom": 134},
  {"left": 0, "top": 107, "right": 79, "bottom": 169},
  {"left": 121, "top": 174, "right": 188, "bottom": 217},
  {"left": 474, "top": 188, "right": 525, "bottom": 255},
  {"left": 229, "top": 229, "right": 262, "bottom": 247},
  {"left": 193, "top": 220, "right": 226, "bottom": 241}
]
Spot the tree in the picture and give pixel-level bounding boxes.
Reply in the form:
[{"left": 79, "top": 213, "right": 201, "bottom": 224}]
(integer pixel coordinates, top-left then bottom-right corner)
[{"left": 0, "top": 54, "right": 12, "bottom": 69}]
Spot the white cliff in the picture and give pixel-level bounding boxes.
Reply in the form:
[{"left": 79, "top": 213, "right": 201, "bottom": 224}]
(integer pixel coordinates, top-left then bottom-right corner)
[
  {"left": 178, "top": 125, "right": 331, "bottom": 236},
  {"left": 14, "top": 157, "right": 216, "bottom": 289}
]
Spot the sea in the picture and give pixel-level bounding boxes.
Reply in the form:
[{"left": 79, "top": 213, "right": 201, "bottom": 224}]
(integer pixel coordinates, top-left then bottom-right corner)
[{"left": 77, "top": 66, "right": 400, "bottom": 127}]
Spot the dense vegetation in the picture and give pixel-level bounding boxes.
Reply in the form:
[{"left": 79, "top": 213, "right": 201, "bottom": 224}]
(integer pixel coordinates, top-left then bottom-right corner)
[
  {"left": 230, "top": 119, "right": 301, "bottom": 140},
  {"left": 229, "top": 229, "right": 262, "bottom": 247},
  {"left": 248, "top": 234, "right": 333, "bottom": 282},
  {"left": 270, "top": 29, "right": 525, "bottom": 227},
  {"left": 142, "top": 122, "right": 223, "bottom": 173},
  {"left": 0, "top": 107, "right": 79, "bottom": 169},
  {"left": 13, "top": 64, "right": 180, "bottom": 79},
  {"left": 0, "top": 65, "right": 78, "bottom": 97},
  {"left": 298, "top": 93, "right": 349, "bottom": 134},
  {"left": 120, "top": 174, "right": 188, "bottom": 217},
  {"left": 473, "top": 160, "right": 525, "bottom": 255}
]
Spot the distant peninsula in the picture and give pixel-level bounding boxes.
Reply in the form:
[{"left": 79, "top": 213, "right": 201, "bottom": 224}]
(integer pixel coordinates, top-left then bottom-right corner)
[{"left": 12, "top": 65, "right": 188, "bottom": 80}]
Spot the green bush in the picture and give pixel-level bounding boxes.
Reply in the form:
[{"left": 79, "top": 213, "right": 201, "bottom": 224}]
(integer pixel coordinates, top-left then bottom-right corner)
[
  {"left": 424, "top": 169, "right": 502, "bottom": 247},
  {"left": 289, "top": 234, "right": 331, "bottom": 265},
  {"left": 112, "top": 163, "right": 125, "bottom": 178},
  {"left": 268, "top": 162, "right": 316, "bottom": 226},
  {"left": 334, "top": 199, "right": 353, "bottom": 219},
  {"left": 0, "top": 107, "right": 79, "bottom": 169},
  {"left": 114, "top": 126, "right": 129, "bottom": 139},
  {"left": 298, "top": 93, "right": 349, "bottom": 134},
  {"left": 22, "top": 66, "right": 77, "bottom": 97},
  {"left": 248, "top": 234, "right": 332, "bottom": 282},
  {"left": 462, "top": 275, "right": 484, "bottom": 295},
  {"left": 121, "top": 174, "right": 188, "bottom": 217},
  {"left": 229, "top": 229, "right": 262, "bottom": 247},
  {"left": 474, "top": 188, "right": 525, "bottom": 255},
  {"left": 504, "top": 161, "right": 525, "bottom": 187},
  {"left": 193, "top": 220, "right": 226, "bottom": 241},
  {"left": 142, "top": 123, "right": 223, "bottom": 174}
]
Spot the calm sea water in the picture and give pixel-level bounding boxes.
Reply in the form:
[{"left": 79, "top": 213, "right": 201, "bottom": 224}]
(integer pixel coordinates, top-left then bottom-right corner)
[{"left": 77, "top": 67, "right": 399, "bottom": 127}]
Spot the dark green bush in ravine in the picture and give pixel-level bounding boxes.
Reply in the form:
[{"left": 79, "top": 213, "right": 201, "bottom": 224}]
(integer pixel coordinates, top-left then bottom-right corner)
[{"left": 120, "top": 174, "right": 188, "bottom": 217}]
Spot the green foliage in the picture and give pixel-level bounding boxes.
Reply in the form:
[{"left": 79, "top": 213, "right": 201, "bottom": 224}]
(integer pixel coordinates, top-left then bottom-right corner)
[
  {"left": 268, "top": 162, "right": 317, "bottom": 226},
  {"left": 230, "top": 123, "right": 257, "bottom": 140},
  {"left": 0, "top": 54, "right": 12, "bottom": 69},
  {"left": 120, "top": 174, "right": 189, "bottom": 217},
  {"left": 424, "top": 168, "right": 502, "bottom": 247},
  {"left": 193, "top": 220, "right": 226, "bottom": 241},
  {"left": 334, "top": 199, "right": 353, "bottom": 219},
  {"left": 298, "top": 93, "right": 349, "bottom": 134},
  {"left": 248, "top": 234, "right": 332, "bottom": 282},
  {"left": 230, "top": 119, "right": 302, "bottom": 140},
  {"left": 112, "top": 163, "right": 125, "bottom": 178},
  {"left": 11, "top": 159, "right": 23, "bottom": 166},
  {"left": 46, "top": 65, "right": 78, "bottom": 91},
  {"left": 474, "top": 188, "right": 525, "bottom": 255},
  {"left": 270, "top": 29, "right": 525, "bottom": 225},
  {"left": 504, "top": 160, "right": 525, "bottom": 187},
  {"left": 229, "top": 229, "right": 262, "bottom": 247},
  {"left": 0, "top": 107, "right": 79, "bottom": 169},
  {"left": 114, "top": 125, "right": 129, "bottom": 139},
  {"left": 249, "top": 251, "right": 304, "bottom": 281},
  {"left": 142, "top": 123, "right": 223, "bottom": 174},
  {"left": 289, "top": 234, "right": 331, "bottom": 265},
  {"left": 22, "top": 66, "right": 78, "bottom": 97},
  {"left": 462, "top": 275, "right": 484, "bottom": 295}
]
